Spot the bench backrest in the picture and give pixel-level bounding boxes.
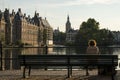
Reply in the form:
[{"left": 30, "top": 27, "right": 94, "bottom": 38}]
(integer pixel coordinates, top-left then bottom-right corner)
[
  {"left": 19, "top": 54, "right": 118, "bottom": 67},
  {"left": 19, "top": 55, "right": 69, "bottom": 66},
  {"left": 70, "top": 55, "right": 118, "bottom": 66}
]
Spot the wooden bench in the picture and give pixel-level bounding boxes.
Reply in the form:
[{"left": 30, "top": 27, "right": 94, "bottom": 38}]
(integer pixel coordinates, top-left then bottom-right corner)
[{"left": 18, "top": 54, "right": 118, "bottom": 80}]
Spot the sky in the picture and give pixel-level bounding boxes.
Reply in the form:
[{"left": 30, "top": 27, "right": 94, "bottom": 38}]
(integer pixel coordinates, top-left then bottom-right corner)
[{"left": 0, "top": 0, "right": 120, "bottom": 32}]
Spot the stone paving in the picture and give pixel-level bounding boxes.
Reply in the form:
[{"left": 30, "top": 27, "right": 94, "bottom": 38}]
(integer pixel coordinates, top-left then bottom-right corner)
[{"left": 0, "top": 69, "right": 119, "bottom": 80}]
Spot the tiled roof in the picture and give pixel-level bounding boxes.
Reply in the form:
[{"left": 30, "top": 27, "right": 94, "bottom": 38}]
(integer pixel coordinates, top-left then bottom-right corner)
[{"left": 42, "top": 19, "right": 51, "bottom": 27}]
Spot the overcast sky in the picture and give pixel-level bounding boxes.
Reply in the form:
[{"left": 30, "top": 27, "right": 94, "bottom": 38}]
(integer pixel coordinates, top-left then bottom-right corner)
[{"left": 0, "top": 0, "right": 120, "bottom": 32}]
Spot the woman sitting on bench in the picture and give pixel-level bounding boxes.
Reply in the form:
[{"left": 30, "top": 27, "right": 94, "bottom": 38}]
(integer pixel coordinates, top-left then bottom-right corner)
[{"left": 86, "top": 39, "right": 99, "bottom": 75}]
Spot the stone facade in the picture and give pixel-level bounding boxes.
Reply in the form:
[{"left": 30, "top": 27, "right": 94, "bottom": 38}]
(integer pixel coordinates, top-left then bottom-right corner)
[
  {"left": 0, "top": 10, "right": 6, "bottom": 43},
  {"left": 4, "top": 9, "right": 11, "bottom": 45},
  {"left": 0, "top": 8, "right": 53, "bottom": 46},
  {"left": 42, "top": 18, "right": 53, "bottom": 45}
]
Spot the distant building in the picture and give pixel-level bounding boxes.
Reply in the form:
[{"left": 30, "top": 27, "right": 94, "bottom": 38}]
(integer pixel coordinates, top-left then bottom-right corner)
[
  {"left": 65, "top": 15, "right": 78, "bottom": 43},
  {"left": 0, "top": 8, "right": 53, "bottom": 46},
  {"left": 42, "top": 18, "right": 53, "bottom": 46},
  {"left": 53, "top": 27, "right": 60, "bottom": 44},
  {"left": 112, "top": 31, "right": 120, "bottom": 44},
  {"left": 53, "top": 27, "right": 60, "bottom": 35},
  {"left": 0, "top": 9, "right": 11, "bottom": 45}
]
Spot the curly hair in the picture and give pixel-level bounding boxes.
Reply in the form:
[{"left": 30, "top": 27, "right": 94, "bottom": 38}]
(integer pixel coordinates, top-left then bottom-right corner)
[{"left": 88, "top": 40, "right": 97, "bottom": 46}]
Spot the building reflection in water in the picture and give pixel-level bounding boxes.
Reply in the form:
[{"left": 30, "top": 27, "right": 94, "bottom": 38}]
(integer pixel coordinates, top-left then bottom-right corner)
[
  {"left": 1, "top": 48, "right": 21, "bottom": 70},
  {"left": 0, "top": 47, "right": 49, "bottom": 70}
]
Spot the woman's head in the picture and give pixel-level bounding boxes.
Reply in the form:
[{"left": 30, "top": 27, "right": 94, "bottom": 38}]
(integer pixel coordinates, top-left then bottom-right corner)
[{"left": 88, "top": 39, "right": 97, "bottom": 46}]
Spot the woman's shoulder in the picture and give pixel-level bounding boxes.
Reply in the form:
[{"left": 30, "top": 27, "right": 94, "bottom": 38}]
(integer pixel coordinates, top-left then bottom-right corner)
[
  {"left": 88, "top": 46, "right": 97, "bottom": 48},
  {"left": 87, "top": 46, "right": 99, "bottom": 49}
]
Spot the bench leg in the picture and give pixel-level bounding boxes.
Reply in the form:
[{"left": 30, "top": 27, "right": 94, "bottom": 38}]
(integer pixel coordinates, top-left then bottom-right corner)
[
  {"left": 23, "top": 66, "right": 26, "bottom": 78},
  {"left": 70, "top": 66, "right": 72, "bottom": 77},
  {"left": 112, "top": 76, "right": 114, "bottom": 80},
  {"left": 28, "top": 66, "right": 31, "bottom": 77},
  {"left": 67, "top": 66, "right": 70, "bottom": 78},
  {"left": 111, "top": 67, "right": 115, "bottom": 80},
  {"left": 67, "top": 66, "right": 72, "bottom": 78},
  {"left": 86, "top": 66, "right": 89, "bottom": 76},
  {"left": 44, "top": 66, "right": 47, "bottom": 71}
]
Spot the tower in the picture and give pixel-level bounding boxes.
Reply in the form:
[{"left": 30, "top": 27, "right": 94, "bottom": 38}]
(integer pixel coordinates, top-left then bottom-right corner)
[
  {"left": 66, "top": 15, "right": 71, "bottom": 33},
  {"left": 12, "top": 8, "right": 23, "bottom": 44}
]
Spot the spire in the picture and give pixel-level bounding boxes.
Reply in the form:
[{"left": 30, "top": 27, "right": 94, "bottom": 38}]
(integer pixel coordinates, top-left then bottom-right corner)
[
  {"left": 66, "top": 14, "right": 71, "bottom": 33},
  {"left": 34, "top": 11, "right": 37, "bottom": 16},
  {"left": 66, "top": 14, "right": 70, "bottom": 24},
  {"left": 34, "top": 11, "right": 39, "bottom": 17},
  {"left": 67, "top": 14, "right": 69, "bottom": 21}
]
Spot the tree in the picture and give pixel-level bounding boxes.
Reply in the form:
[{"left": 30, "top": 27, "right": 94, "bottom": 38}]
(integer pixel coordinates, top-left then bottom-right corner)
[
  {"left": 75, "top": 18, "right": 114, "bottom": 46},
  {"left": 80, "top": 18, "right": 99, "bottom": 30},
  {"left": 75, "top": 18, "right": 100, "bottom": 46},
  {"left": 53, "top": 31, "right": 66, "bottom": 45}
]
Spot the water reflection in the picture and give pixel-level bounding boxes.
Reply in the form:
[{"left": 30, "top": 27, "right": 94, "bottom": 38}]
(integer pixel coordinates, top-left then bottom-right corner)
[
  {"left": 0, "top": 48, "right": 21, "bottom": 70},
  {"left": 0, "top": 46, "right": 120, "bottom": 70}
]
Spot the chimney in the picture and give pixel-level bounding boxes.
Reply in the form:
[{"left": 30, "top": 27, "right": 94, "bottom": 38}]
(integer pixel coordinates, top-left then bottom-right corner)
[
  {"left": 18, "top": 8, "right": 21, "bottom": 12},
  {"left": 24, "top": 13, "right": 26, "bottom": 18}
]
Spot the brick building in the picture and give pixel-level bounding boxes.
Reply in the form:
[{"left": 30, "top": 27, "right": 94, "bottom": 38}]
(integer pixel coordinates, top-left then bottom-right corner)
[
  {"left": 0, "top": 10, "right": 5, "bottom": 43},
  {"left": 0, "top": 8, "right": 53, "bottom": 46}
]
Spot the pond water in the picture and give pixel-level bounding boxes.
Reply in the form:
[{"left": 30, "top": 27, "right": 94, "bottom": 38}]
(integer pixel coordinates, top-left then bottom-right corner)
[{"left": 0, "top": 46, "right": 120, "bottom": 70}]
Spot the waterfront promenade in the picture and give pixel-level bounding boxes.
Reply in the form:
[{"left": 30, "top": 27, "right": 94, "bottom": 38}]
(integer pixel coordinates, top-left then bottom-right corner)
[
  {"left": 0, "top": 46, "right": 119, "bottom": 80},
  {"left": 0, "top": 69, "right": 119, "bottom": 80}
]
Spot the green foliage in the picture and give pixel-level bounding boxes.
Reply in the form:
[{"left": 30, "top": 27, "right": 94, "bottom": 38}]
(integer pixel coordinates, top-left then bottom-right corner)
[
  {"left": 53, "top": 31, "right": 66, "bottom": 45},
  {"left": 97, "top": 29, "right": 114, "bottom": 45},
  {"left": 75, "top": 18, "right": 114, "bottom": 46},
  {"left": 80, "top": 18, "right": 99, "bottom": 31}
]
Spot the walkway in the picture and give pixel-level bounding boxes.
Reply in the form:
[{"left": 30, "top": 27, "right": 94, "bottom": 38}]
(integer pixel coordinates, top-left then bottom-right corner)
[{"left": 0, "top": 69, "right": 119, "bottom": 80}]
